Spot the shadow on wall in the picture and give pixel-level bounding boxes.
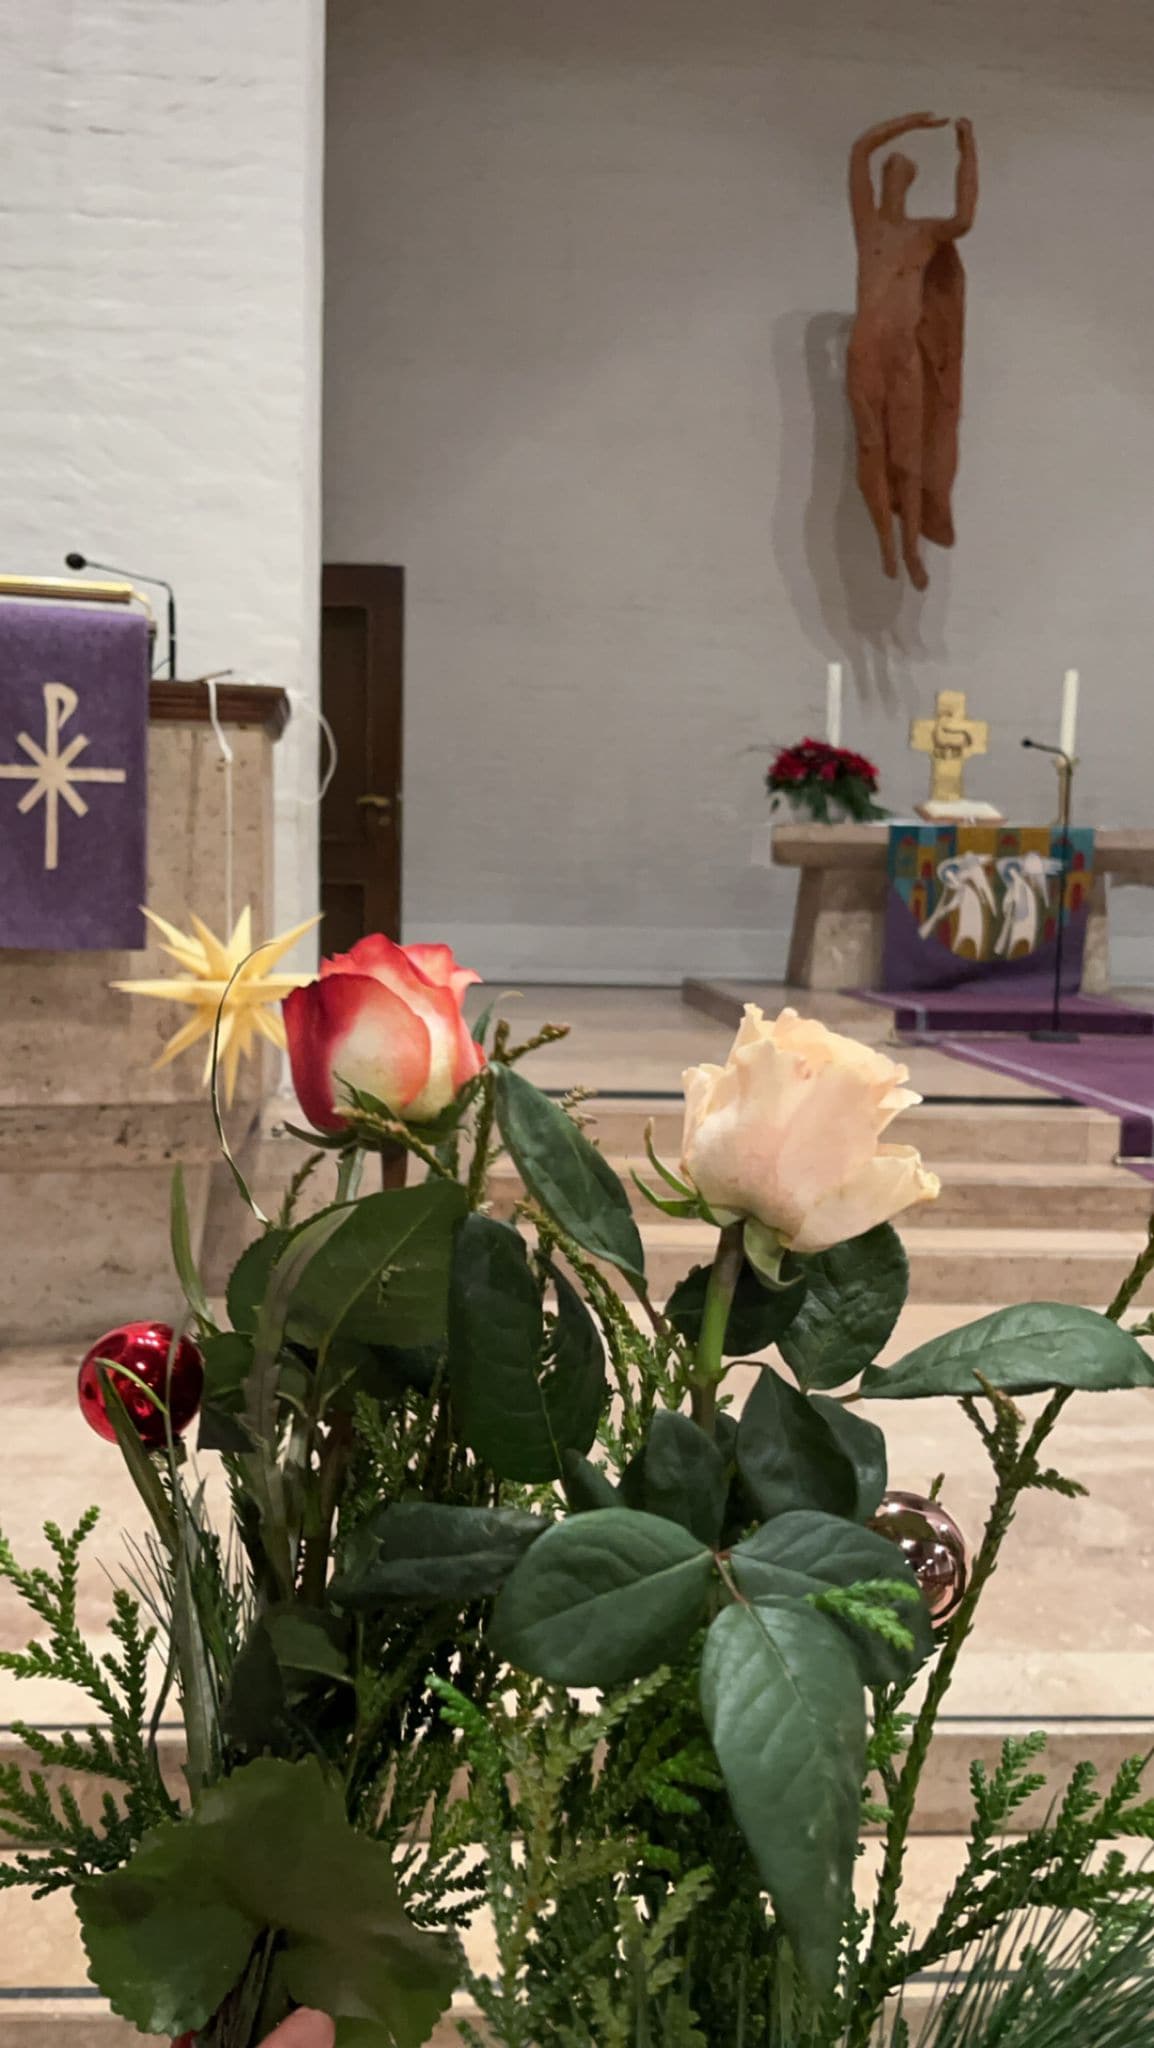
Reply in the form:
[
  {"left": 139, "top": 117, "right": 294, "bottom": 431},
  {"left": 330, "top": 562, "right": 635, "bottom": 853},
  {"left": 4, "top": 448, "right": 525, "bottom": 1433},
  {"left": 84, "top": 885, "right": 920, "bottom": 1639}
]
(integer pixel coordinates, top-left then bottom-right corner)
[{"left": 770, "top": 309, "right": 952, "bottom": 706}]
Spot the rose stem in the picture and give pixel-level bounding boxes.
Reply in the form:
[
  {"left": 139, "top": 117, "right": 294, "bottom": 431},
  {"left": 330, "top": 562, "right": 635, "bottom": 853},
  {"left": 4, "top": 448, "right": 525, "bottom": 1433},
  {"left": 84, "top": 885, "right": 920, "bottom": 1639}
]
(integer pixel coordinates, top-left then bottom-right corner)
[{"left": 691, "top": 1222, "right": 744, "bottom": 1438}]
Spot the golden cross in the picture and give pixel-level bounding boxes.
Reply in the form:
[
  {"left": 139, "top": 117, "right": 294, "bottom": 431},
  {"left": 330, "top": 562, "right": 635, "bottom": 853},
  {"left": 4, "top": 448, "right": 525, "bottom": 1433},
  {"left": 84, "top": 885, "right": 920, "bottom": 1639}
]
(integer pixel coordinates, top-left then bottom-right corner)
[
  {"left": 910, "top": 689, "right": 989, "bottom": 807},
  {"left": 0, "top": 680, "right": 127, "bottom": 871}
]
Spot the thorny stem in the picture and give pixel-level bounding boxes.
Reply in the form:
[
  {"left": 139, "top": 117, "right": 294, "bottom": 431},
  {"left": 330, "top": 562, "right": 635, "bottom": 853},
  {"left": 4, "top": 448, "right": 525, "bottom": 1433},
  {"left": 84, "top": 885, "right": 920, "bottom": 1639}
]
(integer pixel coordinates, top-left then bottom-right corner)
[{"left": 847, "top": 1212, "right": 1154, "bottom": 2043}]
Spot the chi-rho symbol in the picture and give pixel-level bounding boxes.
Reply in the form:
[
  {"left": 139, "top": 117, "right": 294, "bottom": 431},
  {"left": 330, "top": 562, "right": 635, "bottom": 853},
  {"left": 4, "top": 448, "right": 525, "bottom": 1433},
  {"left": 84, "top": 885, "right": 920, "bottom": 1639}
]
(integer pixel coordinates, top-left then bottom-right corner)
[{"left": 0, "top": 680, "right": 127, "bottom": 871}]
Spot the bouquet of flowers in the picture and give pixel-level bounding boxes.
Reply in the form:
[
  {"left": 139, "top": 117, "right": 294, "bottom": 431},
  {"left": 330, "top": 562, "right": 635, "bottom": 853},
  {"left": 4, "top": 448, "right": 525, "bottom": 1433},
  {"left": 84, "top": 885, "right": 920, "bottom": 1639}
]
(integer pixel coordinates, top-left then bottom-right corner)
[
  {"left": 3, "top": 940, "right": 1154, "bottom": 2048},
  {"left": 766, "top": 739, "right": 887, "bottom": 823}
]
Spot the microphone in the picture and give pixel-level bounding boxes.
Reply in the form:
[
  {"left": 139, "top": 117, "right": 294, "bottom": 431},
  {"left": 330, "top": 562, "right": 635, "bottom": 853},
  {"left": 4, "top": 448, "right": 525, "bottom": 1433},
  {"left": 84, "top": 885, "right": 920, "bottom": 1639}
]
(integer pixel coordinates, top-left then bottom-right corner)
[
  {"left": 65, "top": 552, "right": 177, "bottom": 679},
  {"left": 1021, "top": 737, "right": 1071, "bottom": 762}
]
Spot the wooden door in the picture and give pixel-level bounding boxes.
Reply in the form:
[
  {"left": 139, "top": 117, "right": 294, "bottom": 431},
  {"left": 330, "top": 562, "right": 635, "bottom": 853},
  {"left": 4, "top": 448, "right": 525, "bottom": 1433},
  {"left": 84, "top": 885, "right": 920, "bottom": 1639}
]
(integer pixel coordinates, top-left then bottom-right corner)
[{"left": 320, "top": 564, "right": 404, "bottom": 954}]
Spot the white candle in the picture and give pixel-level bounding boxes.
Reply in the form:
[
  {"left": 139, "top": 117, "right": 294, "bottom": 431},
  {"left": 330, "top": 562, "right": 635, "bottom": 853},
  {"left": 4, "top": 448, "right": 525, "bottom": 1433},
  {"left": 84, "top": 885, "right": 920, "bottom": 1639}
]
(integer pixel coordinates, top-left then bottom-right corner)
[
  {"left": 1059, "top": 667, "right": 1079, "bottom": 759},
  {"left": 826, "top": 661, "right": 843, "bottom": 749}
]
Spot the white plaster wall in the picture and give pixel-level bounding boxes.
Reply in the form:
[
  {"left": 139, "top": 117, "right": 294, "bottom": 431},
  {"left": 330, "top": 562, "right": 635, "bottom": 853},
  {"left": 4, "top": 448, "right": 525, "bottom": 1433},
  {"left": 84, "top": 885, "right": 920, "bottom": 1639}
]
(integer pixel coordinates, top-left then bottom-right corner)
[
  {"left": 0, "top": 0, "right": 325, "bottom": 950},
  {"left": 325, "top": 0, "right": 1154, "bottom": 985}
]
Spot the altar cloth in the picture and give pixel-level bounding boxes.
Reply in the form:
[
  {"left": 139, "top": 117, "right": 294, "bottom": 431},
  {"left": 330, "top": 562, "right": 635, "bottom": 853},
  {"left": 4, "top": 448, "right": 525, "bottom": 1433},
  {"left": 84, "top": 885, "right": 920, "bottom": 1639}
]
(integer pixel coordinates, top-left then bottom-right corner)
[
  {"left": 883, "top": 821, "right": 1095, "bottom": 994},
  {"left": 0, "top": 599, "right": 149, "bottom": 949}
]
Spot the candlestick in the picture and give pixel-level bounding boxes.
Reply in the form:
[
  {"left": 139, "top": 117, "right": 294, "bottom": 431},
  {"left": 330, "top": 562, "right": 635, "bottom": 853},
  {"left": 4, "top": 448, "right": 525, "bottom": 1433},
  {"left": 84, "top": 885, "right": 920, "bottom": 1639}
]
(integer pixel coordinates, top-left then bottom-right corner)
[
  {"left": 826, "top": 662, "right": 843, "bottom": 749},
  {"left": 1059, "top": 668, "right": 1079, "bottom": 759}
]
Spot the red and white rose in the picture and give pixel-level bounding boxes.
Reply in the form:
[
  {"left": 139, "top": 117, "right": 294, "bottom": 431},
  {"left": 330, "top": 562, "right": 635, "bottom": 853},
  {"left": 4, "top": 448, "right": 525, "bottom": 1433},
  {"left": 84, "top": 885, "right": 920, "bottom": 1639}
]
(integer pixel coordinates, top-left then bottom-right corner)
[{"left": 283, "top": 936, "right": 485, "bottom": 1131}]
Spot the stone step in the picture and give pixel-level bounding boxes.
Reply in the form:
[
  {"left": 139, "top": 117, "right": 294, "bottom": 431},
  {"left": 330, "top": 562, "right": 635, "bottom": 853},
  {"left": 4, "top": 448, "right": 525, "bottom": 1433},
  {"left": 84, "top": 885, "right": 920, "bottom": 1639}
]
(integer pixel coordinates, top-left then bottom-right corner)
[
  {"left": 2, "top": 1821, "right": 1136, "bottom": 2040},
  {"left": 626, "top": 1220, "right": 1154, "bottom": 1307},
  {"left": 490, "top": 1155, "right": 1151, "bottom": 1233},
  {"left": 249, "top": 1095, "right": 1123, "bottom": 1204},
  {"left": 899, "top": 1161, "right": 1153, "bottom": 1231},
  {"left": 900, "top": 1100, "right": 1119, "bottom": 1167},
  {"left": 902, "top": 1226, "right": 1154, "bottom": 1306},
  {"left": 203, "top": 1094, "right": 1128, "bottom": 1292},
  {"left": 4, "top": 1717, "right": 1147, "bottom": 1849}
]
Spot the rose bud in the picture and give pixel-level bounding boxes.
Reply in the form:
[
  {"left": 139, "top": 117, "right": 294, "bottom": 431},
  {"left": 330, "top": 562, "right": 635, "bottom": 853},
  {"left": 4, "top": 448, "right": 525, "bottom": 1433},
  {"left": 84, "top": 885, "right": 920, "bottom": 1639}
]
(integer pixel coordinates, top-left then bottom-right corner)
[
  {"left": 284, "top": 936, "right": 484, "bottom": 1132},
  {"left": 680, "top": 1005, "right": 939, "bottom": 1255}
]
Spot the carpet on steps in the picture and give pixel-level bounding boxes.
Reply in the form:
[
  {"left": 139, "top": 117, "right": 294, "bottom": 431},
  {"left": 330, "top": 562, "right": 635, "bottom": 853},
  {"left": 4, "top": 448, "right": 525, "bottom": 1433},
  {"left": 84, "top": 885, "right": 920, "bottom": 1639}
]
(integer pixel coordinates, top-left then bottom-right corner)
[
  {"left": 919, "top": 1034, "right": 1154, "bottom": 1163},
  {"left": 850, "top": 985, "right": 1154, "bottom": 1037}
]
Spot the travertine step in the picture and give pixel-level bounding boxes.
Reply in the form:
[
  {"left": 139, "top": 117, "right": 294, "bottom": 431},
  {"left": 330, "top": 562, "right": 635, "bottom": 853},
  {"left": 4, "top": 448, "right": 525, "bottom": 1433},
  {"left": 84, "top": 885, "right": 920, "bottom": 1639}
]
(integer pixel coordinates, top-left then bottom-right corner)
[
  {"left": 902, "top": 1226, "right": 1154, "bottom": 1306},
  {"left": 900, "top": 1100, "right": 1119, "bottom": 1167},
  {"left": 3, "top": 1827, "right": 1128, "bottom": 2041},
  {"left": 0, "top": 1996, "right": 479, "bottom": 2047},
  {"left": 5, "top": 1718, "right": 1148, "bottom": 1848},
  {"left": 625, "top": 1219, "right": 1154, "bottom": 1308},
  {"left": 900, "top": 1161, "right": 1152, "bottom": 1230},
  {"left": 491, "top": 1155, "right": 1151, "bottom": 1233},
  {"left": 202, "top": 1091, "right": 1130, "bottom": 1294}
]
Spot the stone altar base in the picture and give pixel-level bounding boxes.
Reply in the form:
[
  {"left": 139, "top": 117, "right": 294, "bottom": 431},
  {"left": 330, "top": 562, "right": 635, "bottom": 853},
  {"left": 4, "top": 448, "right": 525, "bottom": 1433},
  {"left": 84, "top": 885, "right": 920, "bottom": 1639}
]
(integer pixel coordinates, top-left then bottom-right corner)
[
  {"left": 0, "top": 684, "right": 287, "bottom": 1347},
  {"left": 769, "top": 822, "right": 1154, "bottom": 994}
]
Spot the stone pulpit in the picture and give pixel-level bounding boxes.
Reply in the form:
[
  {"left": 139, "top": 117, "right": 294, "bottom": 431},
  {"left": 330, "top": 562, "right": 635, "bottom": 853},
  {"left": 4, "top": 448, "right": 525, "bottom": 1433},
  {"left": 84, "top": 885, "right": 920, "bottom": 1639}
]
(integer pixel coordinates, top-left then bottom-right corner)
[{"left": 0, "top": 678, "right": 289, "bottom": 1344}]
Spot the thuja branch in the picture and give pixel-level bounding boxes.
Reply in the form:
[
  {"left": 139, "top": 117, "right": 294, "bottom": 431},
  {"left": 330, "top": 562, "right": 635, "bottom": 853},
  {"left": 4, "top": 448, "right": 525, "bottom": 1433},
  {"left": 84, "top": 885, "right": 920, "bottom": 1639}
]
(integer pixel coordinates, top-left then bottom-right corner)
[{"left": 849, "top": 1218, "right": 1154, "bottom": 2041}]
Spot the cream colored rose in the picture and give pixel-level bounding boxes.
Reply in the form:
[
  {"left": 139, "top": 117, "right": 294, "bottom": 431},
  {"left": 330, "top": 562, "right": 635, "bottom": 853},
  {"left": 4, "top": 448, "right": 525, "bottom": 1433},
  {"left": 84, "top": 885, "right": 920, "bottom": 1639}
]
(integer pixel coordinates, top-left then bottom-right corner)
[{"left": 681, "top": 1005, "right": 939, "bottom": 1255}]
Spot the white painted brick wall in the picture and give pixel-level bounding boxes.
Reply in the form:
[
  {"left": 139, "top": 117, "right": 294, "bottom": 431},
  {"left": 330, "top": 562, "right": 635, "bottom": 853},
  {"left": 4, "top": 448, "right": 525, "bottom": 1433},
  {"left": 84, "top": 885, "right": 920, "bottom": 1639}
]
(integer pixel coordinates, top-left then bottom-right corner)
[
  {"left": 326, "top": 0, "right": 1154, "bottom": 984},
  {"left": 0, "top": 0, "right": 324, "bottom": 951}
]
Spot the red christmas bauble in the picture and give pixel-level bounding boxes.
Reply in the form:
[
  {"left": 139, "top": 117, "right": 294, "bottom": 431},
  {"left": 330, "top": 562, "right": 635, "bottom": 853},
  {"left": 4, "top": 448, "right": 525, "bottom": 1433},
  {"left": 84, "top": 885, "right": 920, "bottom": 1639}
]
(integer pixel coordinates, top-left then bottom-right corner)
[
  {"left": 869, "top": 1489, "right": 969, "bottom": 1626},
  {"left": 78, "top": 1322, "right": 204, "bottom": 1449}
]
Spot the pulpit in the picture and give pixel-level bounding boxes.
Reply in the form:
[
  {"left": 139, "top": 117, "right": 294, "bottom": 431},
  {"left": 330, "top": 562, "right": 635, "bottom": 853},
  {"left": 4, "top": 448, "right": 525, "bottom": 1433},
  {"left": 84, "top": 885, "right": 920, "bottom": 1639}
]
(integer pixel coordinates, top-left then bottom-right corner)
[{"left": 0, "top": 680, "right": 289, "bottom": 1344}]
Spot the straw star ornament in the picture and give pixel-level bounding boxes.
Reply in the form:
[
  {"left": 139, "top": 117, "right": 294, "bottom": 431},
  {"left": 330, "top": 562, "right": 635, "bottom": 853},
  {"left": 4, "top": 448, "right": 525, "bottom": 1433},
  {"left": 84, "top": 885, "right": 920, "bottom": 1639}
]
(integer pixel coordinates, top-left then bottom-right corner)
[{"left": 112, "top": 906, "right": 319, "bottom": 1104}]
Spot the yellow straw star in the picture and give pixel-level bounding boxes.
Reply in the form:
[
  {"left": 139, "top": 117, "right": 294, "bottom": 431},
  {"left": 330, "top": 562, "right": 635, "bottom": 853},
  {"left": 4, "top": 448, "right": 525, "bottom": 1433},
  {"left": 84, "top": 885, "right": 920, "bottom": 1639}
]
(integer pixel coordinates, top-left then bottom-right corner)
[{"left": 112, "top": 905, "right": 320, "bottom": 1105}]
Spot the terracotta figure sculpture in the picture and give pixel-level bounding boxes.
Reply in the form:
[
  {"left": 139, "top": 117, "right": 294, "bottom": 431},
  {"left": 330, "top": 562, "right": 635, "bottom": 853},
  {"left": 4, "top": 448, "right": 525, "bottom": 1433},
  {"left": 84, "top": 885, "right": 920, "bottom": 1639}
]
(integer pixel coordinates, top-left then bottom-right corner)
[{"left": 847, "top": 112, "right": 978, "bottom": 590}]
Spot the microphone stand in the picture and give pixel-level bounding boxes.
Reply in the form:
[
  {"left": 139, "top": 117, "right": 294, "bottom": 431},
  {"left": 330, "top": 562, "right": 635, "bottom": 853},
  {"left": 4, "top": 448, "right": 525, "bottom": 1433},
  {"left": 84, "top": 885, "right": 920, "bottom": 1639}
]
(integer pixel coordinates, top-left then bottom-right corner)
[
  {"left": 64, "top": 553, "right": 177, "bottom": 679},
  {"left": 1021, "top": 738, "right": 1079, "bottom": 1043}
]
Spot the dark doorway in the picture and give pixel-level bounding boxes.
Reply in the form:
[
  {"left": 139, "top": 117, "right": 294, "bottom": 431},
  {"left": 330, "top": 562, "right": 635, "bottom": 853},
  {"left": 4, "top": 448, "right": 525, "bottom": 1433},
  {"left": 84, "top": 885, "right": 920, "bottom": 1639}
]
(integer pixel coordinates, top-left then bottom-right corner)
[{"left": 319, "top": 564, "right": 404, "bottom": 953}]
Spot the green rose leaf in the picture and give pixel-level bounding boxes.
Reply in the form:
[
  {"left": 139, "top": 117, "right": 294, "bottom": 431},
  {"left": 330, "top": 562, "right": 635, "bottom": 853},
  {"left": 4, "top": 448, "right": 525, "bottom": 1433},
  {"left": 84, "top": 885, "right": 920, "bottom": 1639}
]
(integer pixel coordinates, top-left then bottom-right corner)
[
  {"left": 288, "top": 1181, "right": 468, "bottom": 1355},
  {"left": 859, "top": 1301, "right": 1154, "bottom": 1400},
  {"left": 197, "top": 1332, "right": 256, "bottom": 1454},
  {"left": 778, "top": 1224, "right": 909, "bottom": 1390},
  {"left": 811, "top": 1397, "right": 888, "bottom": 1522},
  {"left": 491, "top": 1507, "right": 714, "bottom": 1686},
  {"left": 170, "top": 1164, "right": 213, "bottom": 1328},
  {"left": 640, "top": 1409, "right": 728, "bottom": 1546},
  {"left": 330, "top": 1502, "right": 548, "bottom": 1608},
  {"left": 730, "top": 1509, "right": 932, "bottom": 1686},
  {"left": 75, "top": 1756, "right": 457, "bottom": 2046},
  {"left": 667, "top": 1256, "right": 806, "bottom": 1356},
  {"left": 448, "top": 1216, "right": 606, "bottom": 1481},
  {"left": 737, "top": 1369, "right": 858, "bottom": 1521},
  {"left": 263, "top": 1605, "right": 350, "bottom": 1684},
  {"left": 700, "top": 1597, "right": 866, "bottom": 1995},
  {"left": 494, "top": 1064, "right": 646, "bottom": 1287},
  {"left": 226, "top": 1227, "right": 292, "bottom": 1335},
  {"left": 562, "top": 1449, "right": 622, "bottom": 1512}
]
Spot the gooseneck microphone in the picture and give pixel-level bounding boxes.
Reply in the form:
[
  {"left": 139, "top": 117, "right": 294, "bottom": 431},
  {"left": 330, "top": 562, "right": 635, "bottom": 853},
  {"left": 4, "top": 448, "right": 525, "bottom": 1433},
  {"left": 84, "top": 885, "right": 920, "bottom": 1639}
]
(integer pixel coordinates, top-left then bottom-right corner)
[{"left": 65, "top": 552, "right": 177, "bottom": 679}]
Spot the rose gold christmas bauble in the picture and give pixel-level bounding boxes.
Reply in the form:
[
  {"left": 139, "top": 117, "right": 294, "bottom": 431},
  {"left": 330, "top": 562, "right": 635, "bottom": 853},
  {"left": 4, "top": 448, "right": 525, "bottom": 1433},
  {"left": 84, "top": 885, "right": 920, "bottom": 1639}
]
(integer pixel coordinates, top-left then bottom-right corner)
[{"left": 869, "top": 1489, "right": 968, "bottom": 1626}]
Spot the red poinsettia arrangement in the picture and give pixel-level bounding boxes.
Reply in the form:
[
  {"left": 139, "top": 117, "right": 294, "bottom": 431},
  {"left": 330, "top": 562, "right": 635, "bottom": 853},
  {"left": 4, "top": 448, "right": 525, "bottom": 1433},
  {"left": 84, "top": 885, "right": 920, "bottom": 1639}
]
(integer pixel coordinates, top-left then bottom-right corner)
[{"left": 766, "top": 737, "right": 887, "bottom": 823}]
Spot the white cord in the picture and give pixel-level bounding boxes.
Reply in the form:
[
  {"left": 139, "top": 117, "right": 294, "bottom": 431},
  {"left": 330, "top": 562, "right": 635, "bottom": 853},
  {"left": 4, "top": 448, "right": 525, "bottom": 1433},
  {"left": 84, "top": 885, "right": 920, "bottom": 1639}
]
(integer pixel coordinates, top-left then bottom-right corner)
[
  {"left": 194, "top": 671, "right": 339, "bottom": 941},
  {"left": 203, "top": 672, "right": 236, "bottom": 934},
  {"left": 283, "top": 686, "right": 338, "bottom": 804}
]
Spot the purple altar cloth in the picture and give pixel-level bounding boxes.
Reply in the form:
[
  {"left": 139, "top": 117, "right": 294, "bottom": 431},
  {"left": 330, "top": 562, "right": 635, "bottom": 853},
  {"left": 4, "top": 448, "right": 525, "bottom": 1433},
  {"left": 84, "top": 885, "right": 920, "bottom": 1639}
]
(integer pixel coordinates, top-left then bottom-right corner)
[{"left": 0, "top": 600, "right": 149, "bottom": 949}]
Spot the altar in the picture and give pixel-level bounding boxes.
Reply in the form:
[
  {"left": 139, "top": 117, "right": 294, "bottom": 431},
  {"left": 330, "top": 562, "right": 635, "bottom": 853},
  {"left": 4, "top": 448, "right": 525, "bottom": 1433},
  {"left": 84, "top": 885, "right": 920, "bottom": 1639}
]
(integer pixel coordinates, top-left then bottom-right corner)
[
  {"left": 774, "top": 822, "right": 1154, "bottom": 992},
  {"left": 0, "top": 679, "right": 289, "bottom": 1344}
]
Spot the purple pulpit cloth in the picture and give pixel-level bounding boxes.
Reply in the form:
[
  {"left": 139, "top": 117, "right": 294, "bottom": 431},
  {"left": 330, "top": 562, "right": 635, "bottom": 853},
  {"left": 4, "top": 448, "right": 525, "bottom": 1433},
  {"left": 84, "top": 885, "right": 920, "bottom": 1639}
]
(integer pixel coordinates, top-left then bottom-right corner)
[{"left": 0, "top": 599, "right": 149, "bottom": 949}]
